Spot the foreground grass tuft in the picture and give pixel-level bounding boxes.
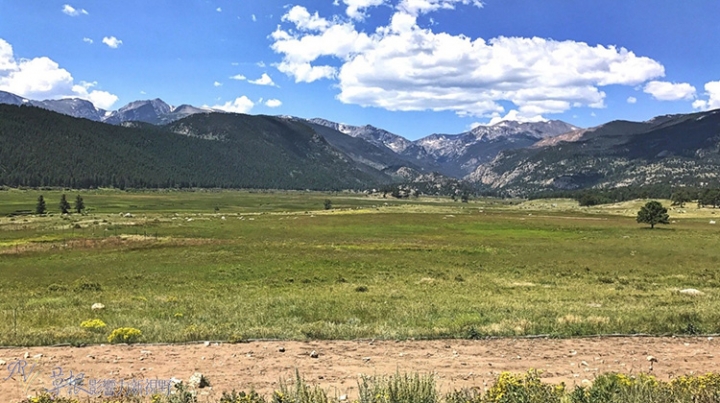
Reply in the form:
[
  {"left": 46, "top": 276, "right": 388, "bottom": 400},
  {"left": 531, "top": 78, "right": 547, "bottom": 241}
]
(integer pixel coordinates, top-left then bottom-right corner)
[{"left": 18, "top": 371, "right": 720, "bottom": 403}]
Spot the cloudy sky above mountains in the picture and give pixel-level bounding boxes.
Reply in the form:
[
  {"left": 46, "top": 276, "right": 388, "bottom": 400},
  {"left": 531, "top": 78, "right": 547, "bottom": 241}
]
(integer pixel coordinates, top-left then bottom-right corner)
[{"left": 0, "top": 0, "right": 718, "bottom": 138}]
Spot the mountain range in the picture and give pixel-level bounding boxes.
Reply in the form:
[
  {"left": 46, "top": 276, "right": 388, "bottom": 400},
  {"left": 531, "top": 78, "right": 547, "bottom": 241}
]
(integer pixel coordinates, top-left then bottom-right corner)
[
  {"left": 306, "top": 117, "right": 578, "bottom": 178},
  {"left": 1, "top": 90, "right": 718, "bottom": 195},
  {"left": 468, "top": 109, "right": 720, "bottom": 195},
  {"left": 0, "top": 91, "right": 215, "bottom": 126}
]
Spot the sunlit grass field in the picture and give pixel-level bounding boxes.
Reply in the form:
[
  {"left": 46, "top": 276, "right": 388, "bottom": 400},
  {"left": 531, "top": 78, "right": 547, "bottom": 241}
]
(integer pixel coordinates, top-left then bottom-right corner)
[{"left": 1, "top": 188, "right": 719, "bottom": 346}]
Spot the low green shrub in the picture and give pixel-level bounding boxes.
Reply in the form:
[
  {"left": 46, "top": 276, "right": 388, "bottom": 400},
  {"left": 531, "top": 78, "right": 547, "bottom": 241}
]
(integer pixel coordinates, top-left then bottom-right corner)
[
  {"left": 358, "top": 372, "right": 438, "bottom": 403},
  {"left": 273, "top": 371, "right": 329, "bottom": 403}
]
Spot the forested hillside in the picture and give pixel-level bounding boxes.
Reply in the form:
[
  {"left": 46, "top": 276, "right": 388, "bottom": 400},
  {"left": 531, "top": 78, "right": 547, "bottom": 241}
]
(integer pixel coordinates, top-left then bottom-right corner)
[{"left": 0, "top": 105, "right": 386, "bottom": 190}]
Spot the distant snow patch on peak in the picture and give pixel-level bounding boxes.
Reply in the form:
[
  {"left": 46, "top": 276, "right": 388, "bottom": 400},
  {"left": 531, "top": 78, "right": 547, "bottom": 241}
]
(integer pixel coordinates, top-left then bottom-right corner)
[{"left": 308, "top": 117, "right": 413, "bottom": 153}]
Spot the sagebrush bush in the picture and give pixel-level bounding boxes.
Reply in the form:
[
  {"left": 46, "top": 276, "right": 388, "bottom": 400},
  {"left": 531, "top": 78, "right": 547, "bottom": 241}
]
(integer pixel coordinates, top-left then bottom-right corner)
[
  {"left": 358, "top": 372, "right": 438, "bottom": 403},
  {"left": 273, "top": 371, "right": 329, "bottom": 403}
]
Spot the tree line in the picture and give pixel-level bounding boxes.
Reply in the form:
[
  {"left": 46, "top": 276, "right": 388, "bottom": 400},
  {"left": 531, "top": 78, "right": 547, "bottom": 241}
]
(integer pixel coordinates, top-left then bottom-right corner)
[
  {"left": 35, "top": 194, "right": 85, "bottom": 215},
  {"left": 529, "top": 185, "right": 720, "bottom": 208}
]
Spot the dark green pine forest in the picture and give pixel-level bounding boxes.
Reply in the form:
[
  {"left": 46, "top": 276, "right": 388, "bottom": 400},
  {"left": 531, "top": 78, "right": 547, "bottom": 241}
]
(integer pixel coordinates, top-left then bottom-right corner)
[{"left": 0, "top": 105, "right": 386, "bottom": 190}]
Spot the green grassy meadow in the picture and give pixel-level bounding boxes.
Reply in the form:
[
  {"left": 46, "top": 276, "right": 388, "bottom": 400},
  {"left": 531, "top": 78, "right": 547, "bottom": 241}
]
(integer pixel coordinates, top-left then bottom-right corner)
[{"left": 1, "top": 189, "right": 719, "bottom": 346}]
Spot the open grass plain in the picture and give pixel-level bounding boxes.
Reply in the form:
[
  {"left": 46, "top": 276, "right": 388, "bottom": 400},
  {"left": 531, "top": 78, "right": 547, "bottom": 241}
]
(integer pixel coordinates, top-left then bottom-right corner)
[
  {"left": 1, "top": 189, "right": 719, "bottom": 345},
  {"left": 2, "top": 189, "right": 720, "bottom": 402}
]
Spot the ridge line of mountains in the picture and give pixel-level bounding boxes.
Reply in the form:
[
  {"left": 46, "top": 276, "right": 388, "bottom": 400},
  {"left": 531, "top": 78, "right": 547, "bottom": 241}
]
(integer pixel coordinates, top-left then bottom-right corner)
[{"left": 1, "top": 90, "right": 719, "bottom": 194}]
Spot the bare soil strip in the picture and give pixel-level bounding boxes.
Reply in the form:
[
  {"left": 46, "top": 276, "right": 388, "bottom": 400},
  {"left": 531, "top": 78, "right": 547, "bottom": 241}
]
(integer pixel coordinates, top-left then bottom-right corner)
[{"left": 1, "top": 337, "right": 718, "bottom": 401}]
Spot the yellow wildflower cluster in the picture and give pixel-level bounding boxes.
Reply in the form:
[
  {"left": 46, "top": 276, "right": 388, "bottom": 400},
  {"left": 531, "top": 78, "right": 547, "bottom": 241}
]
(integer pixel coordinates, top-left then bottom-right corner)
[
  {"left": 107, "top": 327, "right": 142, "bottom": 343},
  {"left": 25, "top": 394, "right": 80, "bottom": 403},
  {"left": 484, "top": 370, "right": 564, "bottom": 403},
  {"left": 80, "top": 318, "right": 107, "bottom": 332},
  {"left": 671, "top": 373, "right": 720, "bottom": 393}
]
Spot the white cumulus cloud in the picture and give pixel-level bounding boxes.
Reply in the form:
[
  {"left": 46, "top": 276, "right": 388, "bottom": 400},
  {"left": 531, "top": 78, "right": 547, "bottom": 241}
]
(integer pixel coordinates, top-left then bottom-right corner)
[
  {"left": 82, "top": 37, "right": 93, "bottom": 44},
  {"left": 398, "top": 0, "right": 483, "bottom": 17},
  {"left": 271, "top": 4, "right": 665, "bottom": 120},
  {"left": 214, "top": 81, "right": 222, "bottom": 87},
  {"left": 343, "top": 0, "right": 387, "bottom": 20},
  {"left": 692, "top": 81, "right": 720, "bottom": 111},
  {"left": 212, "top": 96, "right": 254, "bottom": 113},
  {"left": 265, "top": 99, "right": 283, "bottom": 108},
  {"left": 627, "top": 96, "right": 637, "bottom": 104},
  {"left": 249, "top": 73, "right": 276, "bottom": 86},
  {"left": 282, "top": 6, "right": 330, "bottom": 31},
  {"left": 643, "top": 81, "right": 696, "bottom": 101},
  {"left": 102, "top": 36, "right": 123, "bottom": 49},
  {"left": 0, "top": 38, "right": 118, "bottom": 109},
  {"left": 70, "top": 81, "right": 118, "bottom": 110},
  {"left": 229, "top": 74, "right": 246, "bottom": 81},
  {"left": 62, "top": 4, "right": 88, "bottom": 16},
  {"left": 216, "top": 7, "right": 222, "bottom": 12}
]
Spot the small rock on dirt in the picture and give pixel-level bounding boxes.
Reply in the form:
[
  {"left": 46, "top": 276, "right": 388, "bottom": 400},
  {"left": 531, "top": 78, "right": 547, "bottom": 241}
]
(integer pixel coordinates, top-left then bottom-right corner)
[
  {"left": 310, "top": 350, "right": 319, "bottom": 358},
  {"left": 188, "top": 372, "right": 211, "bottom": 389},
  {"left": 0, "top": 359, "right": 6, "bottom": 366},
  {"left": 278, "top": 347, "right": 286, "bottom": 353},
  {"left": 679, "top": 289, "right": 704, "bottom": 296}
]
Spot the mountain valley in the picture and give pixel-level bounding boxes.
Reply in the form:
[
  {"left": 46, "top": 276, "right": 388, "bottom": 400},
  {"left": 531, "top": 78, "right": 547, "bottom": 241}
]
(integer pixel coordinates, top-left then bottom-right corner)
[{"left": 1, "top": 90, "right": 718, "bottom": 195}]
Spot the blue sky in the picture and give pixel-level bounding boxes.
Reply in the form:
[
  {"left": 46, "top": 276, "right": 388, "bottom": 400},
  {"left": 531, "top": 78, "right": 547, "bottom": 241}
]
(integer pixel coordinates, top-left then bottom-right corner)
[{"left": 0, "top": 0, "right": 719, "bottom": 139}]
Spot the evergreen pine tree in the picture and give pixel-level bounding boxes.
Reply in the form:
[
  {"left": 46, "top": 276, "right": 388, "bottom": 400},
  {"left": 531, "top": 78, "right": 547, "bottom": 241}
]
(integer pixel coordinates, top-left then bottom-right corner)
[
  {"left": 59, "top": 194, "right": 71, "bottom": 214},
  {"left": 74, "top": 195, "right": 85, "bottom": 214},
  {"left": 35, "top": 195, "right": 46, "bottom": 215}
]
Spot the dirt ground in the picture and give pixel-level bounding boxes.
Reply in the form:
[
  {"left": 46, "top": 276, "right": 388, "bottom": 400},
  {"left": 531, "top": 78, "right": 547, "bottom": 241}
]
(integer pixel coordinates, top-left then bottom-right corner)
[{"left": 1, "top": 337, "right": 718, "bottom": 402}]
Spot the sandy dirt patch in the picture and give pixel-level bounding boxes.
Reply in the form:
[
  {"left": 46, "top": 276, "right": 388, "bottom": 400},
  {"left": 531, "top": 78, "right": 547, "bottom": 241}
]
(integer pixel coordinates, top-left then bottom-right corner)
[{"left": 1, "top": 337, "right": 718, "bottom": 401}]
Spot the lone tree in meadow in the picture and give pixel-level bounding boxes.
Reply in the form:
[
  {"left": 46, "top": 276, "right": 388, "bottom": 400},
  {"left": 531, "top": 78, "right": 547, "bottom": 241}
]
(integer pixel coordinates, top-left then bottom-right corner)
[
  {"left": 74, "top": 195, "right": 85, "bottom": 214},
  {"left": 636, "top": 200, "right": 670, "bottom": 229},
  {"left": 59, "top": 194, "right": 71, "bottom": 214},
  {"left": 323, "top": 199, "right": 332, "bottom": 210},
  {"left": 35, "top": 195, "right": 47, "bottom": 215}
]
